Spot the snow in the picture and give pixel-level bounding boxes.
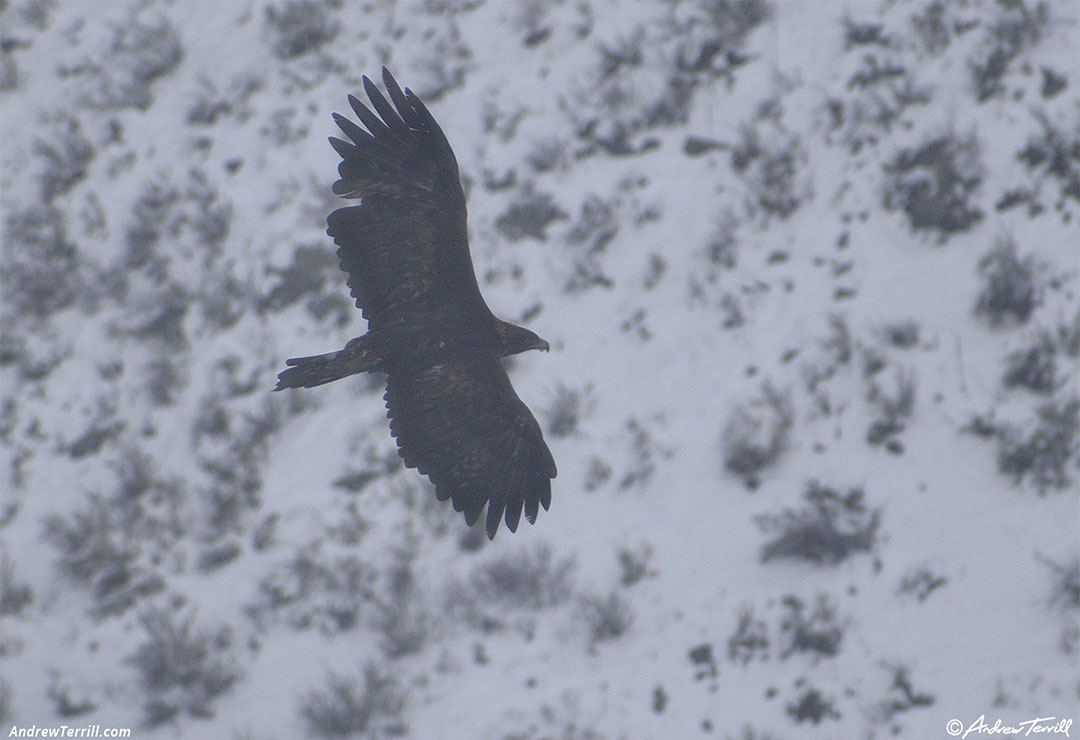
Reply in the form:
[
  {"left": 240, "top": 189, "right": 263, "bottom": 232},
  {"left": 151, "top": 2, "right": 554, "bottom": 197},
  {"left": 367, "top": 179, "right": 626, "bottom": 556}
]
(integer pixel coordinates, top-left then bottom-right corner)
[{"left": 1, "top": 0, "right": 1078, "bottom": 738}]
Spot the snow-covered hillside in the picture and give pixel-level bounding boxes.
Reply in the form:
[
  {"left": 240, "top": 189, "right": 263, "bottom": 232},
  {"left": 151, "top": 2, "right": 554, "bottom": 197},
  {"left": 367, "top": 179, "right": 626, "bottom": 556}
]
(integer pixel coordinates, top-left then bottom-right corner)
[{"left": 1, "top": 1, "right": 1077, "bottom": 738}]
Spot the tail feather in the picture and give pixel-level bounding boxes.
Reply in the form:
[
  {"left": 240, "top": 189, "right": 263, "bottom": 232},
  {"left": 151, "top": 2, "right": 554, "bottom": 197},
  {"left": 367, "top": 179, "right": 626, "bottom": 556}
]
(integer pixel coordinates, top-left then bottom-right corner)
[{"left": 274, "top": 336, "right": 382, "bottom": 390}]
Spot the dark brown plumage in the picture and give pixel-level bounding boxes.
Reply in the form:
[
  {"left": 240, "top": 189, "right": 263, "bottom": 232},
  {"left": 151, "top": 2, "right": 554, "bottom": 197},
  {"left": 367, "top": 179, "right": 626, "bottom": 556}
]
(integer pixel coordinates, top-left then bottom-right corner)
[{"left": 275, "top": 68, "right": 555, "bottom": 539}]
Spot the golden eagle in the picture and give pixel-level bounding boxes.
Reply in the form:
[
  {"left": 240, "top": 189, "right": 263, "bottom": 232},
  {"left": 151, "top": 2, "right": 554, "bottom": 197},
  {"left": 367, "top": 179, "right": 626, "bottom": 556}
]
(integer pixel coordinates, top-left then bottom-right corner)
[{"left": 275, "top": 69, "right": 556, "bottom": 539}]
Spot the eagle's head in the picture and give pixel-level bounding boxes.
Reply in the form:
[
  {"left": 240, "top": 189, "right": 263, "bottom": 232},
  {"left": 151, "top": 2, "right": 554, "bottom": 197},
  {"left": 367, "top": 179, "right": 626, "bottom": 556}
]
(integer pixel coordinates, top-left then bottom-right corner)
[{"left": 497, "top": 321, "right": 550, "bottom": 357}]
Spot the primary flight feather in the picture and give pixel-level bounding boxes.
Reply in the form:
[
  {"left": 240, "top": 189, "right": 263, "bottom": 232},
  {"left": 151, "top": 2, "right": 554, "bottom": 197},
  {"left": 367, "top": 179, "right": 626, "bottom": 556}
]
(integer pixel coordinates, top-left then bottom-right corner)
[{"left": 275, "top": 68, "right": 556, "bottom": 539}]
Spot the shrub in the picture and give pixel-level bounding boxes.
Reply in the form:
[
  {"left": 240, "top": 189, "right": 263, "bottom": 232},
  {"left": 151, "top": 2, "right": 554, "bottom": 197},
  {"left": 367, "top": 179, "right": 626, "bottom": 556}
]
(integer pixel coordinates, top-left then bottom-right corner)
[
  {"left": 844, "top": 18, "right": 886, "bottom": 49},
  {"left": 731, "top": 126, "right": 806, "bottom": 220},
  {"left": 821, "top": 314, "right": 853, "bottom": 368},
  {"left": 975, "top": 239, "right": 1039, "bottom": 327},
  {"left": 778, "top": 594, "right": 845, "bottom": 659},
  {"left": 722, "top": 383, "right": 794, "bottom": 487},
  {"left": 727, "top": 604, "right": 768, "bottom": 664},
  {"left": 883, "top": 132, "right": 983, "bottom": 237},
  {"left": 617, "top": 542, "right": 657, "bottom": 586},
  {"left": 43, "top": 493, "right": 164, "bottom": 618},
  {"left": 619, "top": 416, "right": 668, "bottom": 490},
  {"left": 545, "top": 383, "right": 592, "bottom": 438},
  {"left": 496, "top": 186, "right": 567, "bottom": 242},
  {"left": 1035, "top": 552, "right": 1079, "bottom": 609},
  {"left": 970, "top": 1, "right": 1049, "bottom": 102},
  {"left": 185, "top": 169, "right": 233, "bottom": 255},
  {"left": 911, "top": 1, "right": 952, "bottom": 55},
  {"left": 876, "top": 664, "right": 934, "bottom": 721},
  {"left": 2, "top": 204, "right": 81, "bottom": 318},
  {"left": 866, "top": 367, "right": 916, "bottom": 450},
  {"left": 725, "top": 729, "right": 784, "bottom": 740},
  {"left": 299, "top": 665, "right": 405, "bottom": 739},
  {"left": 757, "top": 482, "right": 880, "bottom": 565},
  {"left": 882, "top": 320, "right": 920, "bottom": 349},
  {"left": 125, "top": 178, "right": 179, "bottom": 272},
  {"left": 897, "top": 567, "right": 947, "bottom": 602},
  {"left": 47, "top": 678, "right": 96, "bottom": 717},
  {"left": 87, "top": 13, "right": 183, "bottom": 110},
  {"left": 467, "top": 542, "right": 575, "bottom": 611},
  {"left": 187, "top": 74, "right": 263, "bottom": 125},
  {"left": 1002, "top": 335, "right": 1057, "bottom": 394},
  {"left": 374, "top": 536, "right": 431, "bottom": 658},
  {"left": 128, "top": 609, "right": 240, "bottom": 725},
  {"left": 688, "top": 643, "right": 717, "bottom": 680},
  {"left": 252, "top": 549, "right": 376, "bottom": 634},
  {"left": 997, "top": 399, "right": 1078, "bottom": 493},
  {"left": 0, "top": 47, "right": 16, "bottom": 92},
  {"left": 266, "top": 0, "right": 340, "bottom": 59},
  {"left": 787, "top": 688, "right": 840, "bottom": 724},
  {"left": 579, "top": 591, "right": 634, "bottom": 644},
  {"left": 145, "top": 355, "right": 184, "bottom": 406},
  {"left": 36, "top": 114, "right": 95, "bottom": 202},
  {"left": 259, "top": 245, "right": 337, "bottom": 314},
  {"left": 0, "top": 550, "right": 32, "bottom": 616},
  {"left": 670, "top": 0, "right": 770, "bottom": 73}
]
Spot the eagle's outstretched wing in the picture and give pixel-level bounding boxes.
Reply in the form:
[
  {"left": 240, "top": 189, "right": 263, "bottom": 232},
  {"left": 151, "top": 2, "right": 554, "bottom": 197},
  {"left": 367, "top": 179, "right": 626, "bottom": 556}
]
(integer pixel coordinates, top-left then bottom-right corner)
[
  {"left": 326, "top": 68, "right": 489, "bottom": 333},
  {"left": 384, "top": 351, "right": 556, "bottom": 539}
]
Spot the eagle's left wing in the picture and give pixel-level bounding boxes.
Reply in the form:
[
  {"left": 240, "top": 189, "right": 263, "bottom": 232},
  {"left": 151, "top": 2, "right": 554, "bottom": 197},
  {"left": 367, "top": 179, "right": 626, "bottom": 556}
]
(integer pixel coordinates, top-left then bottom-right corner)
[{"left": 383, "top": 353, "right": 557, "bottom": 539}]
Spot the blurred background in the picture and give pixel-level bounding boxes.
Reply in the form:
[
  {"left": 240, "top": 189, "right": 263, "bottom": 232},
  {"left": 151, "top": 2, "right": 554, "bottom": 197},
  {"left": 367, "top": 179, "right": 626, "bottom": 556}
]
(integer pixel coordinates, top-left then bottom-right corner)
[{"left": 1, "top": 1, "right": 1077, "bottom": 738}]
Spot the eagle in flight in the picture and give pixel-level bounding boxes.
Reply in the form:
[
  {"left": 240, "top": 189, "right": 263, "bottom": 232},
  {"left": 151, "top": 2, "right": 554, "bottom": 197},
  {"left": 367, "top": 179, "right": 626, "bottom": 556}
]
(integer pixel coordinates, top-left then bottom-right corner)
[{"left": 275, "top": 69, "right": 556, "bottom": 539}]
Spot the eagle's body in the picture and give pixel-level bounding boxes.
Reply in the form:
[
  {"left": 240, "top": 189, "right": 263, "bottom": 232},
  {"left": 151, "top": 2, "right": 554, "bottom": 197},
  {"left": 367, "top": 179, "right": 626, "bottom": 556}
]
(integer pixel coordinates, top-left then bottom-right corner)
[{"left": 275, "top": 69, "right": 555, "bottom": 539}]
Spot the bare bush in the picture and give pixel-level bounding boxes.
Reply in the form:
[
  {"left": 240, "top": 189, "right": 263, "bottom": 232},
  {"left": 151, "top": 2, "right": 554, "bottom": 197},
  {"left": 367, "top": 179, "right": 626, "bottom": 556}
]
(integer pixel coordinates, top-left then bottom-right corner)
[
  {"left": 36, "top": 113, "right": 94, "bottom": 202},
  {"left": 728, "top": 604, "right": 768, "bottom": 664},
  {"left": 897, "top": 566, "right": 947, "bottom": 602},
  {"left": 970, "top": 0, "right": 1049, "bottom": 102},
  {"left": 997, "top": 399, "right": 1078, "bottom": 493},
  {"left": 883, "top": 131, "right": 983, "bottom": 237},
  {"left": 579, "top": 591, "right": 634, "bottom": 644},
  {"left": 725, "top": 729, "right": 784, "bottom": 740},
  {"left": 187, "top": 74, "right": 262, "bottom": 125},
  {"left": 617, "top": 542, "right": 657, "bottom": 586},
  {"left": 874, "top": 664, "right": 935, "bottom": 723},
  {"left": 722, "top": 383, "right": 794, "bottom": 487},
  {"left": 464, "top": 542, "right": 575, "bottom": 613},
  {"left": 1003, "top": 335, "right": 1058, "bottom": 394},
  {"left": 84, "top": 13, "right": 183, "bottom": 110},
  {"left": 545, "top": 383, "right": 592, "bottom": 438},
  {"left": 866, "top": 367, "right": 916, "bottom": 451},
  {"left": 757, "top": 482, "right": 880, "bottom": 565},
  {"left": 43, "top": 493, "right": 164, "bottom": 618},
  {"left": 128, "top": 609, "right": 240, "bottom": 725},
  {"left": 252, "top": 548, "right": 376, "bottom": 633},
  {"left": 731, "top": 126, "right": 807, "bottom": 220},
  {"left": 975, "top": 238, "right": 1039, "bottom": 328},
  {"left": 787, "top": 688, "right": 840, "bottom": 724},
  {"left": 496, "top": 186, "right": 567, "bottom": 242},
  {"left": 1035, "top": 552, "right": 1079, "bottom": 610},
  {"left": 669, "top": 0, "right": 770, "bottom": 74},
  {"left": 374, "top": 536, "right": 431, "bottom": 659},
  {"left": 2, "top": 204, "right": 82, "bottom": 318},
  {"left": 299, "top": 665, "right": 405, "bottom": 739},
  {"left": 778, "top": 594, "right": 845, "bottom": 659},
  {"left": 882, "top": 320, "right": 920, "bottom": 349},
  {"left": 911, "top": 1, "right": 953, "bottom": 55},
  {"left": 1017, "top": 111, "right": 1080, "bottom": 205},
  {"left": 0, "top": 550, "right": 32, "bottom": 616},
  {"left": 265, "top": 0, "right": 340, "bottom": 59},
  {"left": 259, "top": 245, "right": 338, "bottom": 314}
]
